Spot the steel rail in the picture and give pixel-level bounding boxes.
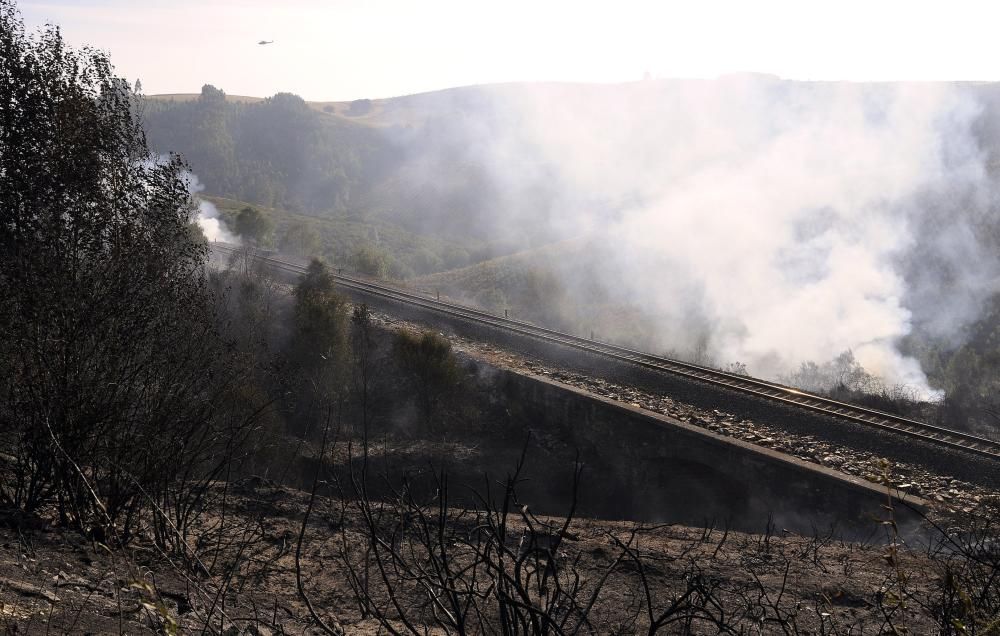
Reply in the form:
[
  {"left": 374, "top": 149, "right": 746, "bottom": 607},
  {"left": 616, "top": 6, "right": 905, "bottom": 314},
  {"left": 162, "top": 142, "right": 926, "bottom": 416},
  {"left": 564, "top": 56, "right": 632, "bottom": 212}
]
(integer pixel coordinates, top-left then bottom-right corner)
[{"left": 213, "top": 244, "right": 1000, "bottom": 461}]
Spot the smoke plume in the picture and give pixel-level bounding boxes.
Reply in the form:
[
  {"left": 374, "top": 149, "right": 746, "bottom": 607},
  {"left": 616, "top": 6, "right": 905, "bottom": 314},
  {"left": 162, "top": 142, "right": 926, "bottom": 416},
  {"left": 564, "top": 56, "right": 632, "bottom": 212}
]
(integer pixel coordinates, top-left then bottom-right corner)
[
  {"left": 181, "top": 168, "right": 240, "bottom": 244},
  {"left": 430, "top": 77, "right": 1000, "bottom": 397},
  {"left": 195, "top": 198, "right": 239, "bottom": 244}
]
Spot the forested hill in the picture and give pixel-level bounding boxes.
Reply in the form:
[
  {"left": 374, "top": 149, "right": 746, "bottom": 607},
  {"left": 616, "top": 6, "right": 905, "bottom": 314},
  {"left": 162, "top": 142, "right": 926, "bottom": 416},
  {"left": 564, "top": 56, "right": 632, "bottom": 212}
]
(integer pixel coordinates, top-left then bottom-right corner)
[
  {"left": 143, "top": 86, "right": 393, "bottom": 219},
  {"left": 142, "top": 83, "right": 567, "bottom": 254}
]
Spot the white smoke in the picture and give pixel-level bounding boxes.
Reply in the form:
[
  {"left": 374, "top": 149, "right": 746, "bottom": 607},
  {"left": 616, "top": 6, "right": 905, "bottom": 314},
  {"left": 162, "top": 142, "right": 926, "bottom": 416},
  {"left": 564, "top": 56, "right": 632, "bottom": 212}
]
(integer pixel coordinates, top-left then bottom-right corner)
[
  {"left": 179, "top": 168, "right": 240, "bottom": 244},
  {"left": 460, "top": 77, "right": 1000, "bottom": 398},
  {"left": 195, "top": 198, "right": 240, "bottom": 244}
]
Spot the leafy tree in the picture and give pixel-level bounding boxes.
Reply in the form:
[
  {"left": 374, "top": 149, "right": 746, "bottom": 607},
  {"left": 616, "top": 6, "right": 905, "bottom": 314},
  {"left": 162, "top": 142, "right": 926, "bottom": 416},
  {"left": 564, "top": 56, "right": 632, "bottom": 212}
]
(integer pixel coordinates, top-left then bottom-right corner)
[
  {"left": 235, "top": 205, "right": 275, "bottom": 246},
  {"left": 353, "top": 244, "right": 390, "bottom": 278},
  {"left": 292, "top": 260, "right": 348, "bottom": 360},
  {"left": 0, "top": 2, "right": 251, "bottom": 544},
  {"left": 287, "top": 260, "right": 349, "bottom": 426}
]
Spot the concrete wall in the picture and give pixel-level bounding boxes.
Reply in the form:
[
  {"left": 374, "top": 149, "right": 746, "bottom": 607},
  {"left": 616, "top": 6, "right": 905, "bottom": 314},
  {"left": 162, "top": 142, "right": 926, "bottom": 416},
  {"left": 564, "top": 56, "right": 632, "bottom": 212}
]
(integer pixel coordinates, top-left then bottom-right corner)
[{"left": 500, "top": 369, "right": 926, "bottom": 538}]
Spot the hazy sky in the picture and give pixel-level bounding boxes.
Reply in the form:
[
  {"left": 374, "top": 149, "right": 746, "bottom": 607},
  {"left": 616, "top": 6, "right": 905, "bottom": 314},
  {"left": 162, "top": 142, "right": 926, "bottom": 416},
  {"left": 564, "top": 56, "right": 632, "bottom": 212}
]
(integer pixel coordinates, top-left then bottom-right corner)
[{"left": 18, "top": 0, "right": 1000, "bottom": 101}]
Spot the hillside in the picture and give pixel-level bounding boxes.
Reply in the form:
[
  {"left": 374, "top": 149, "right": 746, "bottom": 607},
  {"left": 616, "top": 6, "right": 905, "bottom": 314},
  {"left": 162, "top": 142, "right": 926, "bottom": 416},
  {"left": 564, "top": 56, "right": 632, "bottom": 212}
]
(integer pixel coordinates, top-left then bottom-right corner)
[
  {"left": 144, "top": 86, "right": 394, "bottom": 219},
  {"left": 412, "top": 237, "right": 690, "bottom": 355},
  {"left": 146, "top": 79, "right": 1000, "bottom": 272},
  {"left": 200, "top": 192, "right": 671, "bottom": 348},
  {"left": 143, "top": 83, "right": 566, "bottom": 253},
  {"left": 203, "top": 195, "right": 486, "bottom": 276}
]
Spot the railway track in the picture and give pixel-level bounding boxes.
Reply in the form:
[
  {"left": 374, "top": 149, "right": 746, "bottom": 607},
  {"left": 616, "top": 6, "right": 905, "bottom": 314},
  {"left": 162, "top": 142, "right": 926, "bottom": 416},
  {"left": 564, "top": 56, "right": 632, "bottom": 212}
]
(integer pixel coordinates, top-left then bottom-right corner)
[{"left": 213, "top": 244, "right": 1000, "bottom": 462}]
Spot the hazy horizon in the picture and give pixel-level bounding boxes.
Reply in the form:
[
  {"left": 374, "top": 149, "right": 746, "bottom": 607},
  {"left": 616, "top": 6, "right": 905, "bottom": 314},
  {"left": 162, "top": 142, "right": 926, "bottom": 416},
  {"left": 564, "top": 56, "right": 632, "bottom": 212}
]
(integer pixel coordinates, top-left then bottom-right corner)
[
  {"left": 146, "top": 74, "right": 1000, "bottom": 104},
  {"left": 19, "top": 0, "right": 1000, "bottom": 102}
]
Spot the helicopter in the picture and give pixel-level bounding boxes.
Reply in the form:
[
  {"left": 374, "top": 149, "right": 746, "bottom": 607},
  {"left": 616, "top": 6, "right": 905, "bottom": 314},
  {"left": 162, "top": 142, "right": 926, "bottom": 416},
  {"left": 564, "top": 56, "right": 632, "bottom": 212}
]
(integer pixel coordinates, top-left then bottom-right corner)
[{"left": 258, "top": 40, "right": 274, "bottom": 45}]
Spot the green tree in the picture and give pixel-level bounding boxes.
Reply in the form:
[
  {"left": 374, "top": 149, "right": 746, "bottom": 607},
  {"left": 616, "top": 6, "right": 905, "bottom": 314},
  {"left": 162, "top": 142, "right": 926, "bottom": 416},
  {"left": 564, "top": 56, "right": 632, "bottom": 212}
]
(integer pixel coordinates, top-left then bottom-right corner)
[
  {"left": 287, "top": 260, "right": 349, "bottom": 424},
  {"left": 200, "top": 82, "right": 226, "bottom": 103},
  {"left": 235, "top": 205, "right": 275, "bottom": 246},
  {"left": 392, "top": 330, "right": 461, "bottom": 431},
  {"left": 354, "top": 244, "right": 389, "bottom": 278}
]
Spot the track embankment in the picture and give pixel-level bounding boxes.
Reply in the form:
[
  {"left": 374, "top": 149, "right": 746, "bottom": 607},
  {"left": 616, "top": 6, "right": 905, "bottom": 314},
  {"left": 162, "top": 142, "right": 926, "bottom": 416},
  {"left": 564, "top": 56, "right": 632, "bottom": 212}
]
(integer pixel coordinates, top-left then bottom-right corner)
[{"left": 211, "top": 245, "right": 1000, "bottom": 501}]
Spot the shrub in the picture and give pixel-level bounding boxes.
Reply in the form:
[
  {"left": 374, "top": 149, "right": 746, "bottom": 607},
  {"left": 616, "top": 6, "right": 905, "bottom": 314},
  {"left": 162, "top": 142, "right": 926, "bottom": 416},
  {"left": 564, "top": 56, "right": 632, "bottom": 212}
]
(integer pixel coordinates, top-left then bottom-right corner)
[
  {"left": 392, "top": 330, "right": 461, "bottom": 431},
  {"left": 353, "top": 244, "right": 389, "bottom": 278}
]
